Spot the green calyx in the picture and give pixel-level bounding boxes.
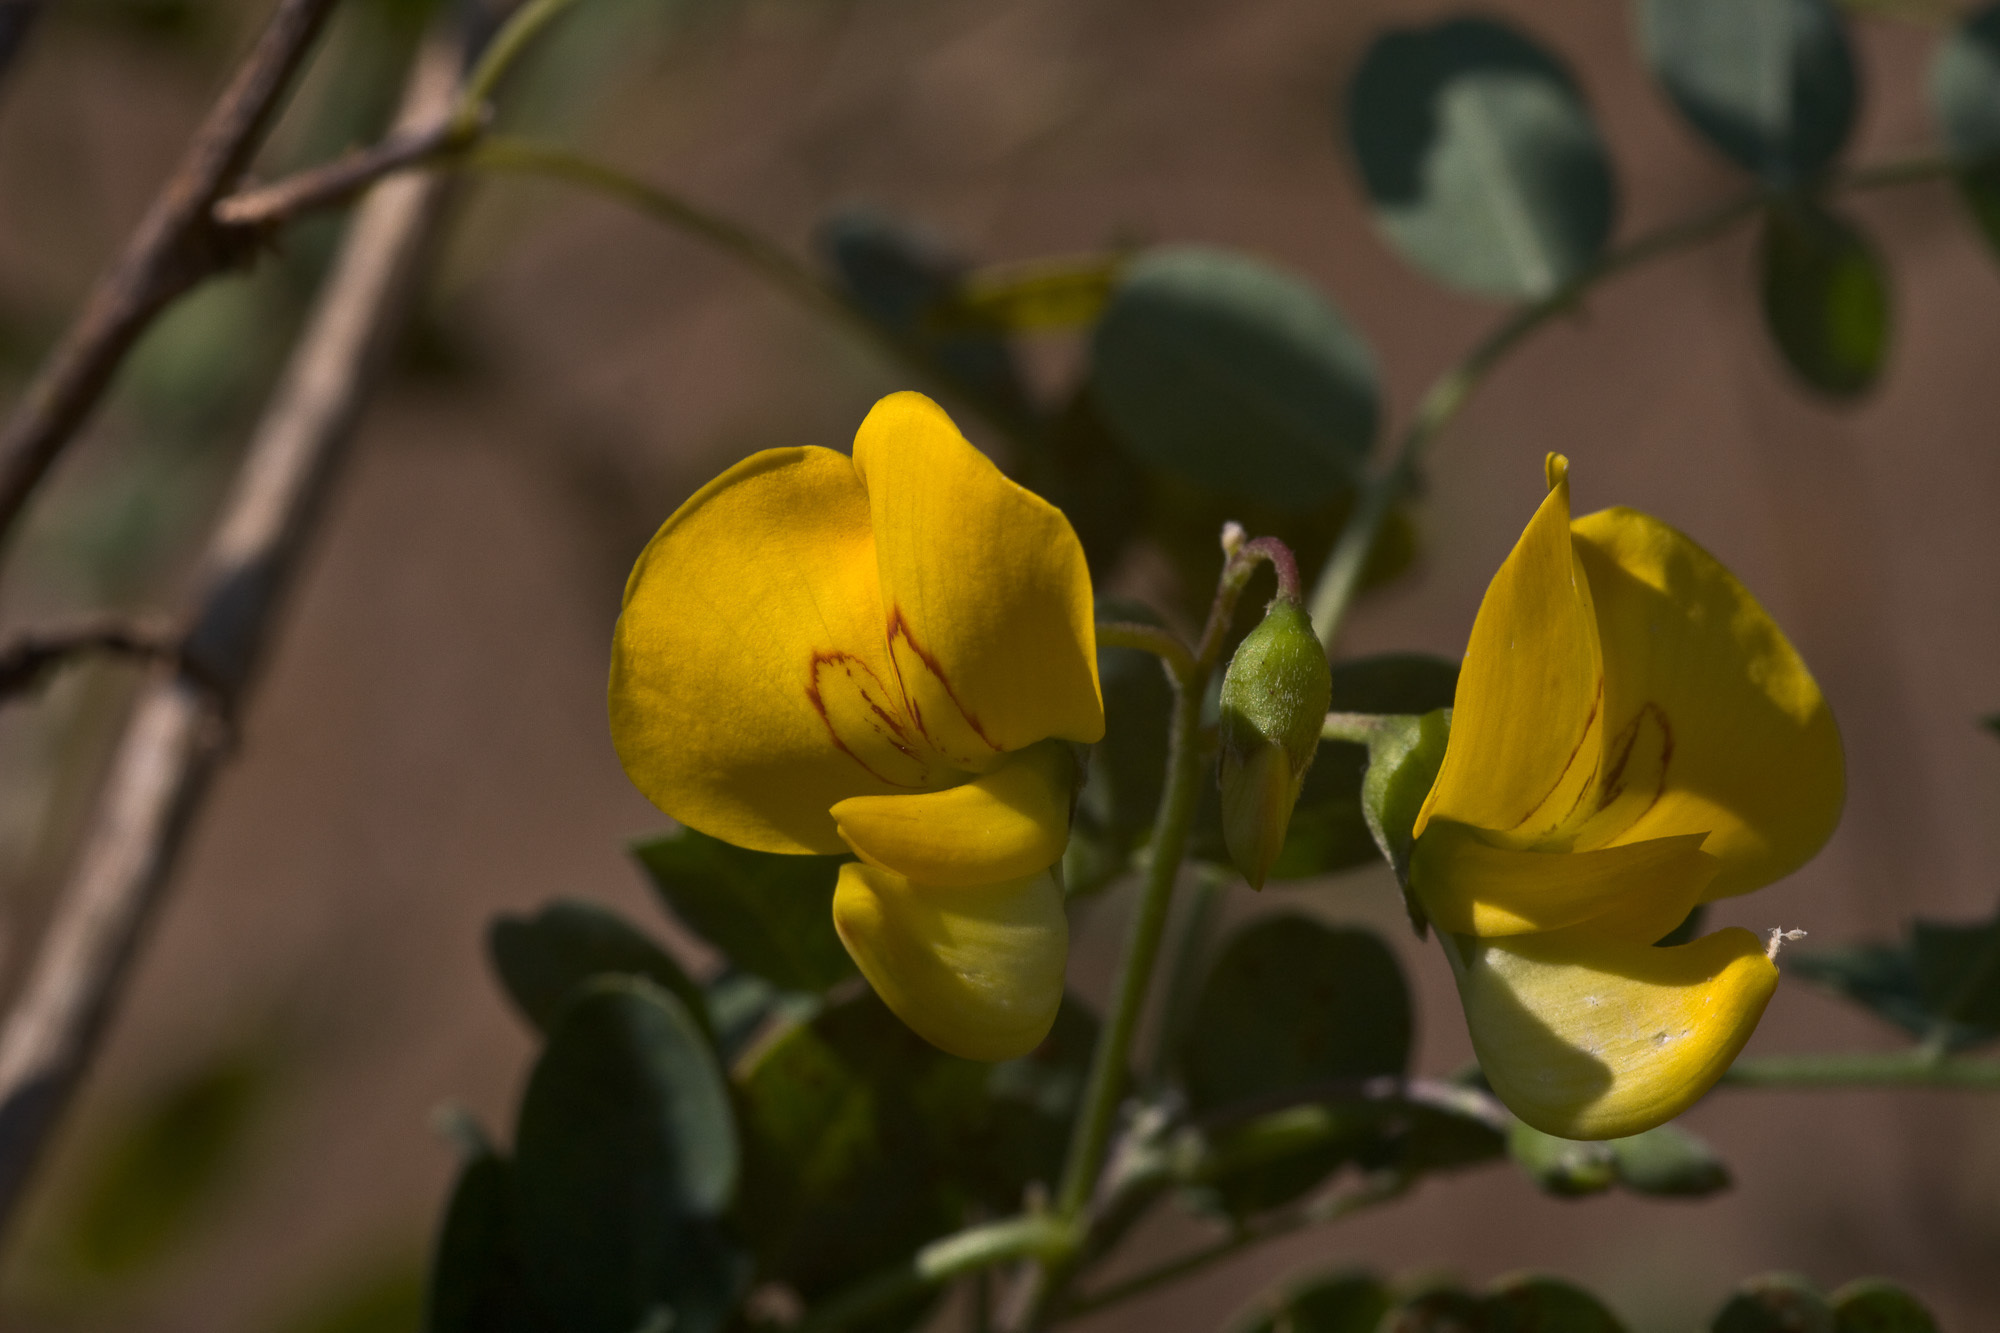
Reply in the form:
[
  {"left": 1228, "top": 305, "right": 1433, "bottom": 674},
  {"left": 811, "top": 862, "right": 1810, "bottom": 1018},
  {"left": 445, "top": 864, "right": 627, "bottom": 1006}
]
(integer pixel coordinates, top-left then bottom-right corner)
[{"left": 1218, "top": 601, "right": 1334, "bottom": 888}]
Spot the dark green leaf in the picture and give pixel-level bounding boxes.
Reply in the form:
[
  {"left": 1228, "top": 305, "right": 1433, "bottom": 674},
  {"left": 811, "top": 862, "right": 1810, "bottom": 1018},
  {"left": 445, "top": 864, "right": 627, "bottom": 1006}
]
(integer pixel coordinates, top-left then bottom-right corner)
[
  {"left": 1607, "top": 1123, "right": 1731, "bottom": 1197},
  {"left": 1759, "top": 200, "right": 1889, "bottom": 398},
  {"left": 1181, "top": 916, "right": 1411, "bottom": 1110},
  {"left": 632, "top": 829, "right": 855, "bottom": 993},
  {"left": 1382, "top": 1284, "right": 1489, "bottom": 1333},
  {"left": 1791, "top": 910, "right": 2000, "bottom": 1051},
  {"left": 1230, "top": 1270, "right": 1393, "bottom": 1333},
  {"left": 1072, "top": 598, "right": 1175, "bottom": 890},
  {"left": 427, "top": 1154, "right": 554, "bottom": 1333},
  {"left": 488, "top": 899, "right": 705, "bottom": 1037},
  {"left": 1829, "top": 1279, "right": 1939, "bottom": 1333},
  {"left": 1910, "top": 914, "right": 2000, "bottom": 1031},
  {"left": 1347, "top": 17, "right": 1615, "bottom": 298},
  {"left": 1015, "top": 391, "right": 1151, "bottom": 581},
  {"left": 1508, "top": 1121, "right": 1616, "bottom": 1197},
  {"left": 1930, "top": 7, "right": 2000, "bottom": 257},
  {"left": 1274, "top": 656, "right": 1460, "bottom": 881},
  {"left": 704, "top": 969, "right": 820, "bottom": 1065},
  {"left": 1712, "top": 1274, "right": 1835, "bottom": 1333},
  {"left": 62, "top": 1051, "right": 269, "bottom": 1279},
  {"left": 1640, "top": 0, "right": 1858, "bottom": 184},
  {"left": 1090, "top": 246, "right": 1378, "bottom": 510},
  {"left": 512, "top": 978, "right": 743, "bottom": 1333},
  {"left": 1485, "top": 1274, "right": 1628, "bottom": 1332}
]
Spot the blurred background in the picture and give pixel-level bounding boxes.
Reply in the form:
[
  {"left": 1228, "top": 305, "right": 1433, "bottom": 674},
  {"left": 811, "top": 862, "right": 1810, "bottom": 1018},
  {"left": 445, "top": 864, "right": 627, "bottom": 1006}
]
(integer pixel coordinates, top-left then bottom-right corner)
[{"left": 0, "top": 0, "right": 1996, "bottom": 1328}]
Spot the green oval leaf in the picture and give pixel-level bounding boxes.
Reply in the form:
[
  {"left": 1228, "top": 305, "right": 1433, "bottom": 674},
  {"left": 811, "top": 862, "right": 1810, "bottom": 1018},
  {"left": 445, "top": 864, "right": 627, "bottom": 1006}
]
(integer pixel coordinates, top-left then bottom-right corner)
[
  {"left": 1231, "top": 1270, "right": 1393, "bottom": 1333},
  {"left": 488, "top": 899, "right": 706, "bottom": 1038},
  {"left": 1607, "top": 1122, "right": 1732, "bottom": 1197},
  {"left": 1090, "top": 246, "right": 1378, "bottom": 510},
  {"left": 512, "top": 978, "right": 742, "bottom": 1333},
  {"left": 1931, "top": 7, "right": 2000, "bottom": 259},
  {"left": 632, "top": 828, "right": 855, "bottom": 994},
  {"left": 1508, "top": 1120, "right": 1617, "bottom": 1197},
  {"left": 1712, "top": 1274, "right": 1836, "bottom": 1333},
  {"left": 1640, "top": 0, "right": 1858, "bottom": 185},
  {"left": 1486, "top": 1274, "right": 1629, "bottom": 1332},
  {"left": 427, "top": 1153, "right": 555, "bottom": 1333},
  {"left": 1759, "top": 200, "right": 1890, "bottom": 397},
  {"left": 1830, "top": 1279, "right": 1939, "bottom": 1333},
  {"left": 1346, "top": 16, "right": 1615, "bottom": 299}
]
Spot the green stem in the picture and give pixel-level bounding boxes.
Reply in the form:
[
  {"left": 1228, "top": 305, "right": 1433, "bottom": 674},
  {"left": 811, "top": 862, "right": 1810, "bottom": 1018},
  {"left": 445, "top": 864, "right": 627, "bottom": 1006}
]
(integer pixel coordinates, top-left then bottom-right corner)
[
  {"left": 1320, "top": 711, "right": 1396, "bottom": 746},
  {"left": 461, "top": 137, "right": 1041, "bottom": 453},
  {"left": 454, "top": 0, "right": 584, "bottom": 134},
  {"left": 1094, "top": 620, "right": 1197, "bottom": 683},
  {"left": 791, "top": 1216, "right": 1072, "bottom": 1333},
  {"left": 1721, "top": 1051, "right": 2000, "bottom": 1088}
]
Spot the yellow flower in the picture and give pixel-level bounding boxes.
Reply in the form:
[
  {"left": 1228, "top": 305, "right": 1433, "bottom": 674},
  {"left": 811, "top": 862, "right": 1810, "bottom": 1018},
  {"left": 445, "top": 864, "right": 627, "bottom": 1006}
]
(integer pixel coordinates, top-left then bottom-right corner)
[
  {"left": 609, "top": 392, "right": 1104, "bottom": 1061},
  {"left": 1411, "top": 455, "right": 1843, "bottom": 1139}
]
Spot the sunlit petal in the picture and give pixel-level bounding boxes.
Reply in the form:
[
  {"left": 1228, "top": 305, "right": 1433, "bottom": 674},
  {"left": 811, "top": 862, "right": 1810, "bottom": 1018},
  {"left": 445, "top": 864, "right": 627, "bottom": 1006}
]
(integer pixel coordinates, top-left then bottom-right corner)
[
  {"left": 854, "top": 392, "right": 1105, "bottom": 757},
  {"left": 1414, "top": 821, "right": 1715, "bottom": 939},
  {"left": 832, "top": 741, "right": 1076, "bottom": 888},
  {"left": 1572, "top": 506, "right": 1844, "bottom": 897},
  {"left": 610, "top": 447, "right": 951, "bottom": 855},
  {"left": 1449, "top": 925, "right": 1777, "bottom": 1140},
  {"left": 832, "top": 861, "right": 1068, "bottom": 1061},
  {"left": 1416, "top": 455, "right": 1604, "bottom": 849}
]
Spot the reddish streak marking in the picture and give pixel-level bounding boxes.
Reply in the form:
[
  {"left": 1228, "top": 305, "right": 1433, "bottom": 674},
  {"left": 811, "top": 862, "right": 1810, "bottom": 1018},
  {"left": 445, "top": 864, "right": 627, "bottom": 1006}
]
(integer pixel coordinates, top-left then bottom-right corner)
[
  {"left": 805, "top": 651, "right": 929, "bottom": 788},
  {"left": 884, "top": 606, "right": 1002, "bottom": 756},
  {"left": 1592, "top": 702, "right": 1672, "bottom": 823},
  {"left": 1508, "top": 677, "right": 1603, "bottom": 832}
]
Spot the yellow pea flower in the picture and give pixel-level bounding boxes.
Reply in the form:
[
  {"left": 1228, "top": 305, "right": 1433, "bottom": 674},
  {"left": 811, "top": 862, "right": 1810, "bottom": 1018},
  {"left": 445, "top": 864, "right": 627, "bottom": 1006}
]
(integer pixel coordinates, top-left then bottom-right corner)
[
  {"left": 1411, "top": 455, "right": 1843, "bottom": 1139},
  {"left": 609, "top": 392, "right": 1104, "bottom": 1061}
]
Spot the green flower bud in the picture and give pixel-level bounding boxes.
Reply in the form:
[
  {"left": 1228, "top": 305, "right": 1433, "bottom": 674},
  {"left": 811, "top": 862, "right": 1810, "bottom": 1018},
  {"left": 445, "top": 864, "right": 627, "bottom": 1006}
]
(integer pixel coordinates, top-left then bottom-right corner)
[{"left": 1218, "top": 600, "right": 1332, "bottom": 888}]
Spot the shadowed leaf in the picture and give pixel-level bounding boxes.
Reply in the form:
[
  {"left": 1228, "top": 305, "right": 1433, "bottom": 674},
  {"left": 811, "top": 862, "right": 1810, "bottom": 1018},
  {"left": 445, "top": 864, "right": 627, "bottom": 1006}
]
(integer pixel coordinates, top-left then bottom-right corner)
[
  {"left": 633, "top": 828, "right": 855, "bottom": 993},
  {"left": 1759, "top": 200, "right": 1889, "bottom": 397}
]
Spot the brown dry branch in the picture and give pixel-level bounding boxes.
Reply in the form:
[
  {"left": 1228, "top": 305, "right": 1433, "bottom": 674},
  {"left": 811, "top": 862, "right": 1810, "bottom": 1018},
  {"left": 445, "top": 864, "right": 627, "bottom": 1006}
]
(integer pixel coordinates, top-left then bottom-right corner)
[
  {"left": 213, "top": 112, "right": 484, "bottom": 232},
  {"left": 0, "top": 617, "right": 182, "bottom": 703},
  {"left": 0, "top": 30, "right": 464, "bottom": 1235},
  {"left": 0, "top": 0, "right": 342, "bottom": 547}
]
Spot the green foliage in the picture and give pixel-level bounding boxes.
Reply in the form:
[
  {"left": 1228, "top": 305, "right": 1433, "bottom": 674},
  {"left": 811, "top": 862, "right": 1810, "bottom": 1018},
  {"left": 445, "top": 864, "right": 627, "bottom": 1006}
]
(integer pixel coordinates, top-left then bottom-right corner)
[
  {"left": 1069, "top": 600, "right": 1177, "bottom": 894},
  {"left": 1379, "top": 1273, "right": 1628, "bottom": 1332},
  {"left": 1829, "top": 1280, "right": 1940, "bottom": 1333},
  {"left": 1931, "top": 6, "right": 2000, "bottom": 258},
  {"left": 1789, "top": 909, "right": 2000, "bottom": 1050},
  {"left": 1508, "top": 1120, "right": 1730, "bottom": 1199},
  {"left": 1090, "top": 246, "right": 1378, "bottom": 509},
  {"left": 1346, "top": 17, "right": 1615, "bottom": 299},
  {"left": 510, "top": 978, "right": 744, "bottom": 1333},
  {"left": 632, "top": 828, "right": 856, "bottom": 993},
  {"left": 428, "top": 1153, "right": 551, "bottom": 1333},
  {"left": 488, "top": 899, "right": 707, "bottom": 1037},
  {"left": 1712, "top": 1274, "right": 1836, "bottom": 1333},
  {"left": 59, "top": 1050, "right": 270, "bottom": 1281},
  {"left": 732, "top": 989, "right": 1096, "bottom": 1311},
  {"left": 1358, "top": 708, "right": 1454, "bottom": 933},
  {"left": 1758, "top": 200, "right": 1889, "bottom": 397},
  {"left": 1229, "top": 1269, "right": 1393, "bottom": 1333},
  {"left": 1219, "top": 603, "right": 1334, "bottom": 888},
  {"left": 1640, "top": 0, "right": 1858, "bottom": 185}
]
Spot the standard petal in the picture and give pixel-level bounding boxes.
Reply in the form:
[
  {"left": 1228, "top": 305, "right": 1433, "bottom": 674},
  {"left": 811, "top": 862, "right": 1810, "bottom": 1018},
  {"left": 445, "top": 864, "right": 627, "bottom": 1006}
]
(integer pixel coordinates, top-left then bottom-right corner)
[
  {"left": 1416, "top": 455, "right": 1605, "bottom": 849},
  {"left": 1571, "top": 506, "right": 1844, "bottom": 898},
  {"left": 1413, "top": 821, "right": 1716, "bottom": 939},
  {"left": 832, "top": 741, "right": 1075, "bottom": 887},
  {"left": 831, "top": 862, "right": 1067, "bottom": 1061},
  {"left": 1449, "top": 925, "right": 1777, "bottom": 1139},
  {"left": 853, "top": 392, "right": 1105, "bottom": 758},
  {"left": 610, "top": 447, "right": 949, "bottom": 856}
]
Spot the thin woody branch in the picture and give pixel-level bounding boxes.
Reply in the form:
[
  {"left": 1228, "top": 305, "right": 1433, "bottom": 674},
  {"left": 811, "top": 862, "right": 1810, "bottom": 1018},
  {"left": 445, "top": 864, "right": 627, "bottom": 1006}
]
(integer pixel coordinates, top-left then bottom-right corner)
[
  {"left": 0, "top": 617, "right": 181, "bottom": 702},
  {"left": 0, "top": 0, "right": 342, "bottom": 547},
  {"left": 0, "top": 30, "right": 464, "bottom": 1235},
  {"left": 213, "top": 112, "right": 482, "bottom": 231}
]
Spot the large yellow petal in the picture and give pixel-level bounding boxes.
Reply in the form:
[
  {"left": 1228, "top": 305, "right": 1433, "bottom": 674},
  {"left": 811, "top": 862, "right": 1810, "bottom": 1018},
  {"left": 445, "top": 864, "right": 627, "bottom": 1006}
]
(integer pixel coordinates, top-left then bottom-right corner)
[
  {"left": 1449, "top": 925, "right": 1777, "bottom": 1139},
  {"left": 853, "top": 393, "right": 1104, "bottom": 759},
  {"left": 832, "top": 741, "right": 1075, "bottom": 888},
  {"left": 1413, "top": 820, "right": 1716, "bottom": 939},
  {"left": 1572, "top": 507, "right": 1844, "bottom": 897},
  {"left": 610, "top": 447, "right": 951, "bottom": 855},
  {"left": 1416, "top": 456, "right": 1604, "bottom": 849},
  {"left": 831, "top": 862, "right": 1067, "bottom": 1061}
]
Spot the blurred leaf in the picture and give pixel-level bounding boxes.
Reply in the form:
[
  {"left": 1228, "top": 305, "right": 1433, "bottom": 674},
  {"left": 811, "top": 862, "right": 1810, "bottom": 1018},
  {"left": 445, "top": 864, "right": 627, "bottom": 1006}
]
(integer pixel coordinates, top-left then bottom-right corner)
[
  {"left": 1014, "top": 391, "right": 1151, "bottom": 581},
  {"left": 1484, "top": 1274, "right": 1628, "bottom": 1332},
  {"left": 1606, "top": 1122, "right": 1731, "bottom": 1197},
  {"left": 1759, "top": 200, "right": 1889, "bottom": 398},
  {"left": 488, "top": 899, "right": 706, "bottom": 1038},
  {"left": 1712, "top": 1274, "right": 1836, "bottom": 1333},
  {"left": 928, "top": 254, "right": 1125, "bottom": 334},
  {"left": 63, "top": 1050, "right": 269, "bottom": 1279},
  {"left": 1931, "top": 6, "right": 2000, "bottom": 258},
  {"left": 704, "top": 969, "right": 820, "bottom": 1066},
  {"left": 633, "top": 828, "right": 856, "bottom": 993},
  {"left": 427, "top": 1153, "right": 554, "bottom": 1333},
  {"left": 1360, "top": 708, "right": 1454, "bottom": 933},
  {"left": 735, "top": 989, "right": 1096, "bottom": 1310},
  {"left": 1829, "top": 1280, "right": 1939, "bottom": 1333},
  {"left": 1090, "top": 246, "right": 1378, "bottom": 510},
  {"left": 119, "top": 274, "right": 291, "bottom": 442},
  {"left": 1180, "top": 916, "right": 1411, "bottom": 1110},
  {"left": 1790, "top": 909, "right": 2000, "bottom": 1050},
  {"left": 1640, "top": 0, "right": 1859, "bottom": 184},
  {"left": 1230, "top": 1269, "right": 1393, "bottom": 1333},
  {"left": 275, "top": 1258, "right": 425, "bottom": 1333},
  {"left": 818, "top": 209, "right": 1034, "bottom": 427},
  {"left": 512, "top": 978, "right": 743, "bottom": 1333},
  {"left": 1508, "top": 1120, "right": 1616, "bottom": 1197},
  {"left": 1274, "top": 656, "right": 1459, "bottom": 881},
  {"left": 1346, "top": 17, "right": 1615, "bottom": 299},
  {"left": 1382, "top": 1284, "right": 1487, "bottom": 1333},
  {"left": 1069, "top": 599, "right": 1176, "bottom": 895},
  {"left": 1983, "top": 712, "right": 2000, "bottom": 739}
]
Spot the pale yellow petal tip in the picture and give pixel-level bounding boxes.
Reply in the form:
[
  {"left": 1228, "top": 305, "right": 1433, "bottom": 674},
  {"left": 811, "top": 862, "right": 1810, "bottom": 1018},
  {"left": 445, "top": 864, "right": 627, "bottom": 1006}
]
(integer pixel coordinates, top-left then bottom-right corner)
[
  {"left": 1544, "top": 452, "right": 1570, "bottom": 492},
  {"left": 832, "top": 862, "right": 1066, "bottom": 1062}
]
